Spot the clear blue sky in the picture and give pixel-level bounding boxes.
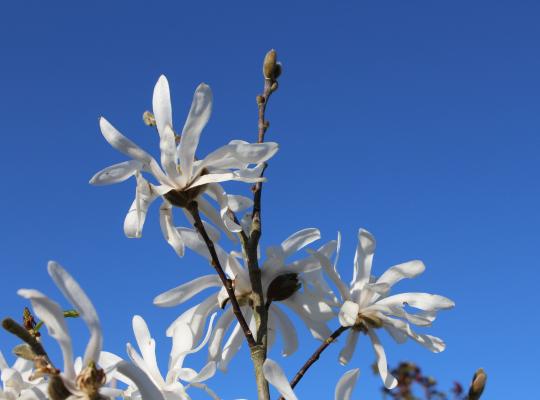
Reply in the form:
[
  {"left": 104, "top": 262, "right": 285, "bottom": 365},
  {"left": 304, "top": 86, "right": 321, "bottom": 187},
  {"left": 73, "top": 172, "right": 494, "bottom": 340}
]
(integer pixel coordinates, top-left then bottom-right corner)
[{"left": 1, "top": 1, "right": 538, "bottom": 398}]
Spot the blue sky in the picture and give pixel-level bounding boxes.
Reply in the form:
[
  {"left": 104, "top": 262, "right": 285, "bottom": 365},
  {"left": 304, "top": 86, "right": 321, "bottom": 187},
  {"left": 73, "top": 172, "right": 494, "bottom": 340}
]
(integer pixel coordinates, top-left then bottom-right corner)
[{"left": 1, "top": 1, "right": 539, "bottom": 398}]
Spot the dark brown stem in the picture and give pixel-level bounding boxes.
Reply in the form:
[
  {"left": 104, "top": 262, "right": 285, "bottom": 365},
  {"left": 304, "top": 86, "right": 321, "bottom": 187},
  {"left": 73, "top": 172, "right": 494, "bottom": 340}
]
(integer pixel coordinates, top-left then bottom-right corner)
[
  {"left": 186, "top": 201, "right": 257, "bottom": 348},
  {"left": 2, "top": 318, "right": 49, "bottom": 359},
  {"left": 278, "top": 325, "right": 350, "bottom": 400}
]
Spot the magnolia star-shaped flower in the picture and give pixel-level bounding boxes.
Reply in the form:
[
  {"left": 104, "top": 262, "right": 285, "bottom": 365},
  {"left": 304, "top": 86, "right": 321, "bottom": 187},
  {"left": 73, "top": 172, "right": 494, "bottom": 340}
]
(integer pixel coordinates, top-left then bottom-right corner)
[
  {"left": 311, "top": 229, "right": 455, "bottom": 389},
  {"left": 90, "top": 75, "right": 279, "bottom": 256},
  {"left": 262, "top": 358, "right": 360, "bottom": 400},
  {"left": 17, "top": 261, "right": 110, "bottom": 399},
  {"left": 153, "top": 228, "right": 336, "bottom": 370},
  {"left": 121, "top": 314, "right": 219, "bottom": 400}
]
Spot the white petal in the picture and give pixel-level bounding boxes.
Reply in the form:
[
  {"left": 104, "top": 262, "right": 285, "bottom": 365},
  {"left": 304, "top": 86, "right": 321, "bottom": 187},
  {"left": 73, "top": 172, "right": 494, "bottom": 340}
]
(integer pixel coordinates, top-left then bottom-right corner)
[
  {"left": 218, "top": 321, "right": 244, "bottom": 372},
  {"left": 338, "top": 300, "right": 359, "bottom": 327},
  {"left": 131, "top": 316, "right": 165, "bottom": 387},
  {"left": 89, "top": 160, "right": 141, "bottom": 186},
  {"left": 262, "top": 359, "right": 298, "bottom": 400},
  {"left": 154, "top": 275, "right": 221, "bottom": 307},
  {"left": 160, "top": 125, "right": 182, "bottom": 185},
  {"left": 124, "top": 173, "right": 159, "bottom": 238},
  {"left": 226, "top": 195, "right": 253, "bottom": 212},
  {"left": 290, "top": 291, "right": 334, "bottom": 322},
  {"left": 166, "top": 295, "right": 219, "bottom": 341},
  {"left": 159, "top": 202, "right": 185, "bottom": 257},
  {"left": 0, "top": 350, "right": 8, "bottom": 370},
  {"left": 334, "top": 368, "right": 360, "bottom": 400},
  {"left": 228, "top": 142, "right": 279, "bottom": 164},
  {"left": 376, "top": 292, "right": 455, "bottom": 312},
  {"left": 176, "top": 227, "right": 228, "bottom": 267},
  {"left": 179, "top": 83, "right": 212, "bottom": 181},
  {"left": 367, "top": 328, "right": 398, "bottom": 390},
  {"left": 279, "top": 228, "right": 321, "bottom": 259},
  {"left": 99, "top": 117, "right": 173, "bottom": 186},
  {"left": 203, "top": 183, "right": 242, "bottom": 234},
  {"left": 17, "top": 289, "right": 75, "bottom": 380},
  {"left": 270, "top": 306, "right": 298, "bottom": 357},
  {"left": 350, "top": 229, "right": 376, "bottom": 301},
  {"left": 208, "top": 308, "right": 235, "bottom": 360},
  {"left": 338, "top": 330, "right": 359, "bottom": 365},
  {"left": 47, "top": 262, "right": 102, "bottom": 366},
  {"left": 115, "top": 361, "right": 165, "bottom": 400},
  {"left": 284, "top": 299, "right": 331, "bottom": 340},
  {"left": 307, "top": 249, "right": 350, "bottom": 302},
  {"left": 376, "top": 260, "right": 425, "bottom": 288},
  {"left": 152, "top": 75, "right": 173, "bottom": 137},
  {"left": 197, "top": 195, "right": 237, "bottom": 240}
]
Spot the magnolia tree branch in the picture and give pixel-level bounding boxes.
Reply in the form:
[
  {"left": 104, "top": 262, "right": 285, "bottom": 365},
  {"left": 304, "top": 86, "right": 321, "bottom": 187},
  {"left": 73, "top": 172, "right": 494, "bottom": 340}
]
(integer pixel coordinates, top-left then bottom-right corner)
[
  {"left": 241, "top": 49, "right": 282, "bottom": 400},
  {"left": 186, "top": 201, "right": 257, "bottom": 348},
  {"left": 278, "top": 325, "right": 350, "bottom": 400}
]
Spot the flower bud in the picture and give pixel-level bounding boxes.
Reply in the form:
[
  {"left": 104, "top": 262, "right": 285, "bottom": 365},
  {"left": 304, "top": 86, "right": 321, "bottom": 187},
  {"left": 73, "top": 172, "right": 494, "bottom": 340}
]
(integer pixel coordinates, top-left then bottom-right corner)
[
  {"left": 267, "top": 273, "right": 301, "bottom": 302},
  {"left": 468, "top": 368, "right": 487, "bottom": 400},
  {"left": 263, "top": 49, "right": 281, "bottom": 81}
]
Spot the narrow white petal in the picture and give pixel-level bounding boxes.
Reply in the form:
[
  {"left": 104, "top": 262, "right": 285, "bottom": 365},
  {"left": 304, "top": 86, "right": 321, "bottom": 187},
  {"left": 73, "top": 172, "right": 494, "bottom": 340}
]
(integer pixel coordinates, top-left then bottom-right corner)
[
  {"left": 197, "top": 195, "right": 237, "bottom": 240},
  {"left": 47, "top": 262, "right": 102, "bottom": 366},
  {"left": 131, "top": 316, "right": 165, "bottom": 388},
  {"left": 160, "top": 125, "right": 182, "bottom": 184},
  {"left": 376, "top": 292, "right": 455, "bottom": 312},
  {"left": 218, "top": 321, "right": 244, "bottom": 372},
  {"left": 280, "top": 228, "right": 321, "bottom": 259},
  {"left": 208, "top": 308, "right": 235, "bottom": 360},
  {"left": 376, "top": 260, "right": 426, "bottom": 288},
  {"left": 124, "top": 174, "right": 159, "bottom": 238},
  {"left": 290, "top": 291, "right": 334, "bottom": 322},
  {"left": 17, "top": 289, "right": 75, "bottom": 380},
  {"left": 350, "top": 229, "right": 376, "bottom": 301},
  {"left": 179, "top": 83, "right": 212, "bottom": 181},
  {"left": 226, "top": 195, "right": 253, "bottom": 212},
  {"left": 338, "top": 301, "right": 359, "bottom": 327},
  {"left": 89, "top": 160, "right": 141, "bottom": 186},
  {"left": 270, "top": 306, "right": 298, "bottom": 357},
  {"left": 159, "top": 201, "right": 185, "bottom": 257},
  {"left": 152, "top": 75, "right": 173, "bottom": 137},
  {"left": 334, "top": 368, "right": 360, "bottom": 400},
  {"left": 338, "top": 330, "right": 359, "bottom": 365},
  {"left": 115, "top": 361, "right": 165, "bottom": 400},
  {"left": 308, "top": 249, "right": 350, "bottom": 302},
  {"left": 154, "top": 275, "right": 221, "bottom": 307},
  {"left": 284, "top": 300, "right": 331, "bottom": 340},
  {"left": 262, "top": 359, "right": 298, "bottom": 400},
  {"left": 367, "top": 329, "right": 398, "bottom": 390},
  {"left": 228, "top": 142, "right": 279, "bottom": 164}
]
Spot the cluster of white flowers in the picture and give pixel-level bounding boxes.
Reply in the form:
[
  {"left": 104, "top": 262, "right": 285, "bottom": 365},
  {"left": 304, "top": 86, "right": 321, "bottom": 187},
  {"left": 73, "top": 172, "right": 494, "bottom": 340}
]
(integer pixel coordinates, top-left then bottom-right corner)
[{"left": 1, "top": 72, "right": 454, "bottom": 400}]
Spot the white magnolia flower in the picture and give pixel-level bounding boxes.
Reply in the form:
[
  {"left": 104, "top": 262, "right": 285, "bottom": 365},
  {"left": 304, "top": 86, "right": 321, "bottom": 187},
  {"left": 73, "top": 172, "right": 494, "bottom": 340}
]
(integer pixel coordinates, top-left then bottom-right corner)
[
  {"left": 262, "top": 358, "right": 359, "bottom": 400},
  {"left": 17, "top": 261, "right": 109, "bottom": 399},
  {"left": 110, "top": 314, "right": 219, "bottom": 400},
  {"left": 312, "top": 229, "right": 455, "bottom": 389},
  {"left": 153, "top": 228, "right": 336, "bottom": 370},
  {"left": 0, "top": 351, "right": 47, "bottom": 400},
  {"left": 90, "top": 75, "right": 279, "bottom": 256}
]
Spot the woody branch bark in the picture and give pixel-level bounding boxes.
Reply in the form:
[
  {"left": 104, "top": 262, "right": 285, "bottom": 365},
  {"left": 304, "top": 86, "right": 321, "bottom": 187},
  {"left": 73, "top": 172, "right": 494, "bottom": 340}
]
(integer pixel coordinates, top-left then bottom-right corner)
[
  {"left": 242, "top": 49, "right": 282, "bottom": 400},
  {"left": 278, "top": 326, "right": 350, "bottom": 400},
  {"left": 186, "top": 201, "right": 257, "bottom": 348}
]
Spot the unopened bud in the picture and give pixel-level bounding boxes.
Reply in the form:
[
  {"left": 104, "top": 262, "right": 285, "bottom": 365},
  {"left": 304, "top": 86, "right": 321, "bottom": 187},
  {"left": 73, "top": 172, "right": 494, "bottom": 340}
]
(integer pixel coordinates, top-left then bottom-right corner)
[
  {"left": 143, "top": 111, "right": 156, "bottom": 126},
  {"left": 263, "top": 49, "right": 281, "bottom": 81},
  {"left": 468, "top": 368, "right": 486, "bottom": 400},
  {"left": 267, "top": 273, "right": 301, "bottom": 302},
  {"left": 13, "top": 343, "right": 37, "bottom": 361}
]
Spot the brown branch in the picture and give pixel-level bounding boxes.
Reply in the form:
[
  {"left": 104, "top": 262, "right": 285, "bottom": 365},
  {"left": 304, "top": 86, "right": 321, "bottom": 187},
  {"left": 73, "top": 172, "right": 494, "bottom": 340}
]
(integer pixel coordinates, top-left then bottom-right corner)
[
  {"left": 2, "top": 318, "right": 49, "bottom": 359},
  {"left": 278, "top": 325, "right": 350, "bottom": 400},
  {"left": 186, "top": 201, "right": 257, "bottom": 348}
]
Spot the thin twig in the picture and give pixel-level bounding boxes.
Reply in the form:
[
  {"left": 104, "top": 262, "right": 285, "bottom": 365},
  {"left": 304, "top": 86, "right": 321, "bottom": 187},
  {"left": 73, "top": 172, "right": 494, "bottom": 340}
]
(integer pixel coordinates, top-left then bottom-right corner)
[
  {"left": 186, "top": 201, "right": 257, "bottom": 348},
  {"left": 278, "top": 325, "right": 350, "bottom": 400}
]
